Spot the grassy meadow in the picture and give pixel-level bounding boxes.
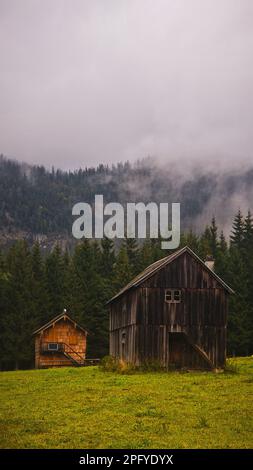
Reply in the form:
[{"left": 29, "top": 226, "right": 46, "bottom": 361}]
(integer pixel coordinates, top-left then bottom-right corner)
[{"left": 0, "top": 357, "right": 253, "bottom": 449}]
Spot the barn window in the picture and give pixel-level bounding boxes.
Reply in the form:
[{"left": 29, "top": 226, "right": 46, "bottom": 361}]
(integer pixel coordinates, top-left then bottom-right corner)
[{"left": 165, "top": 289, "right": 181, "bottom": 303}]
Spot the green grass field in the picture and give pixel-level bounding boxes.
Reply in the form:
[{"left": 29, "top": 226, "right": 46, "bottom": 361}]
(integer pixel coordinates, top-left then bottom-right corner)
[{"left": 0, "top": 357, "right": 253, "bottom": 449}]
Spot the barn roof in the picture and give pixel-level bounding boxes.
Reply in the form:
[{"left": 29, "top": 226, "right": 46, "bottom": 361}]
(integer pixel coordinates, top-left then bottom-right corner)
[
  {"left": 32, "top": 311, "right": 89, "bottom": 335},
  {"left": 107, "top": 246, "right": 234, "bottom": 304}
]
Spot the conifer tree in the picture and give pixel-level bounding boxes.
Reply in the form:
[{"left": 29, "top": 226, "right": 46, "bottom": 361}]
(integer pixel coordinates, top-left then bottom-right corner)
[
  {"left": 31, "top": 242, "right": 49, "bottom": 326},
  {"left": 209, "top": 216, "right": 218, "bottom": 258},
  {"left": 230, "top": 209, "right": 244, "bottom": 249},
  {"left": 242, "top": 210, "right": 253, "bottom": 346},
  {"left": 183, "top": 230, "right": 200, "bottom": 254},
  {"left": 198, "top": 227, "right": 211, "bottom": 259},
  {"left": 3, "top": 241, "right": 35, "bottom": 369},
  {"left": 150, "top": 237, "right": 166, "bottom": 262},
  {"left": 69, "top": 240, "right": 109, "bottom": 357},
  {"left": 113, "top": 245, "right": 132, "bottom": 291},
  {"left": 219, "top": 231, "right": 228, "bottom": 253},
  {"left": 138, "top": 239, "right": 154, "bottom": 271},
  {"left": 226, "top": 248, "right": 251, "bottom": 356},
  {"left": 0, "top": 250, "right": 10, "bottom": 369},
  {"left": 45, "top": 244, "right": 65, "bottom": 317},
  {"left": 123, "top": 237, "right": 139, "bottom": 275},
  {"left": 214, "top": 231, "right": 229, "bottom": 281},
  {"left": 243, "top": 210, "right": 253, "bottom": 252},
  {"left": 101, "top": 237, "right": 115, "bottom": 279}
]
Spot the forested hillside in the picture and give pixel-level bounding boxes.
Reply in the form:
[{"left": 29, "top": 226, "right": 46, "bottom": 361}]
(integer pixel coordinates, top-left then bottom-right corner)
[
  {"left": 0, "top": 212, "right": 253, "bottom": 370},
  {"left": 1, "top": 155, "right": 253, "bottom": 244}
]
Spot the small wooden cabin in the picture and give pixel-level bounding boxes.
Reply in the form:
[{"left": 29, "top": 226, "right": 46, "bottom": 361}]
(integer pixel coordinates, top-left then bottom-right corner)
[
  {"left": 33, "top": 311, "right": 88, "bottom": 368},
  {"left": 108, "top": 246, "right": 234, "bottom": 370}
]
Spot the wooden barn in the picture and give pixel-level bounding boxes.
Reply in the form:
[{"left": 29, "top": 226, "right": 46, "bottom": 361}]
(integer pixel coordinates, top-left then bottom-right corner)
[
  {"left": 33, "top": 311, "right": 88, "bottom": 368},
  {"left": 108, "top": 246, "right": 234, "bottom": 370}
]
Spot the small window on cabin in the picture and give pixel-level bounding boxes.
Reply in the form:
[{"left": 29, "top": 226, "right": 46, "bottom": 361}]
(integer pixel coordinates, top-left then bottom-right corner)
[
  {"left": 165, "top": 289, "right": 181, "bottom": 303},
  {"left": 48, "top": 342, "right": 59, "bottom": 351}
]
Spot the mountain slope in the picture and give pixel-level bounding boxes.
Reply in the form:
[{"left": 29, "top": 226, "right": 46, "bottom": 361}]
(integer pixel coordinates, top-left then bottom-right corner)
[{"left": 0, "top": 154, "right": 252, "bottom": 247}]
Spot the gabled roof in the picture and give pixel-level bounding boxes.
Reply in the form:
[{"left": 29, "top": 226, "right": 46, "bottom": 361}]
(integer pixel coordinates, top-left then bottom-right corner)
[
  {"left": 32, "top": 311, "right": 89, "bottom": 336},
  {"left": 107, "top": 246, "right": 234, "bottom": 304}
]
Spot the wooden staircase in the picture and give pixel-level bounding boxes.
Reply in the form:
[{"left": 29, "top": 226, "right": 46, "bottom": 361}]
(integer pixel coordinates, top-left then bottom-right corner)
[
  {"left": 40, "top": 342, "right": 100, "bottom": 367},
  {"left": 62, "top": 343, "right": 85, "bottom": 366}
]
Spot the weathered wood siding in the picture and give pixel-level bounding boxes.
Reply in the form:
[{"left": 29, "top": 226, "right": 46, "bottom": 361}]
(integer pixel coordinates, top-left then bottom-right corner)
[
  {"left": 109, "top": 251, "right": 228, "bottom": 368},
  {"left": 35, "top": 319, "right": 87, "bottom": 368}
]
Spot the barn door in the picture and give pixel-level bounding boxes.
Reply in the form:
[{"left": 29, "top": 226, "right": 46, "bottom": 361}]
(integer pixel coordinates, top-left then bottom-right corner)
[
  {"left": 168, "top": 332, "right": 214, "bottom": 369},
  {"left": 168, "top": 333, "right": 186, "bottom": 368}
]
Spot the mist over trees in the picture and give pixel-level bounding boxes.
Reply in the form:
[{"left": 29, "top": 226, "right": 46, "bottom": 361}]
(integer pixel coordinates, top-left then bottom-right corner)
[
  {"left": 1, "top": 155, "right": 253, "bottom": 237},
  {"left": 0, "top": 211, "right": 252, "bottom": 370}
]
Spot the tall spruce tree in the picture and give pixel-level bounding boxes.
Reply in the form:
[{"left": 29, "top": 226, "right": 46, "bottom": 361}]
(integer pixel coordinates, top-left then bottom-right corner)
[
  {"left": 0, "top": 250, "right": 10, "bottom": 369},
  {"left": 214, "top": 231, "right": 229, "bottom": 281},
  {"left": 181, "top": 230, "right": 200, "bottom": 255},
  {"left": 243, "top": 210, "right": 253, "bottom": 251},
  {"left": 242, "top": 211, "right": 253, "bottom": 350},
  {"left": 31, "top": 242, "right": 49, "bottom": 326},
  {"left": 123, "top": 237, "right": 139, "bottom": 276},
  {"left": 3, "top": 241, "right": 35, "bottom": 369},
  {"left": 138, "top": 239, "right": 154, "bottom": 271},
  {"left": 226, "top": 247, "right": 251, "bottom": 356},
  {"left": 69, "top": 240, "right": 109, "bottom": 357},
  {"left": 230, "top": 209, "right": 244, "bottom": 249},
  {"left": 101, "top": 237, "right": 115, "bottom": 279},
  {"left": 45, "top": 244, "right": 65, "bottom": 317},
  {"left": 198, "top": 227, "right": 211, "bottom": 259},
  {"left": 113, "top": 245, "right": 132, "bottom": 291},
  {"left": 209, "top": 216, "right": 218, "bottom": 258}
]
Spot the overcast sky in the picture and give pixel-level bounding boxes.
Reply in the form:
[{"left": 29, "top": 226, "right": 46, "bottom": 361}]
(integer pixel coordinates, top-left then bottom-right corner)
[{"left": 0, "top": 0, "right": 252, "bottom": 170}]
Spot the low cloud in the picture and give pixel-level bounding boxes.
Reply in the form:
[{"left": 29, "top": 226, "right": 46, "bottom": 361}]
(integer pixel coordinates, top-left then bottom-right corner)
[{"left": 0, "top": 0, "right": 252, "bottom": 169}]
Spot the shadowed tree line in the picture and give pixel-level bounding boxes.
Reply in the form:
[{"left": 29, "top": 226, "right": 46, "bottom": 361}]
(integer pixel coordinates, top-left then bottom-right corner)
[{"left": 0, "top": 210, "right": 252, "bottom": 370}]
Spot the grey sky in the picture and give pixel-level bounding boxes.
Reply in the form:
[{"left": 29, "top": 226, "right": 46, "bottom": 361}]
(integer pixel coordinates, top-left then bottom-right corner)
[{"left": 0, "top": 0, "right": 252, "bottom": 170}]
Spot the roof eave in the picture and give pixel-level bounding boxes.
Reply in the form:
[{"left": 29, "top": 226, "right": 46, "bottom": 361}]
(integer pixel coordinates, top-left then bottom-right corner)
[{"left": 32, "top": 313, "right": 89, "bottom": 336}]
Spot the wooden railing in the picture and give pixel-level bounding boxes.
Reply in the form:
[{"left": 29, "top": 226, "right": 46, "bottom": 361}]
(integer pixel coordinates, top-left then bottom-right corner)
[
  {"left": 40, "top": 342, "right": 100, "bottom": 367},
  {"left": 62, "top": 342, "right": 85, "bottom": 364}
]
